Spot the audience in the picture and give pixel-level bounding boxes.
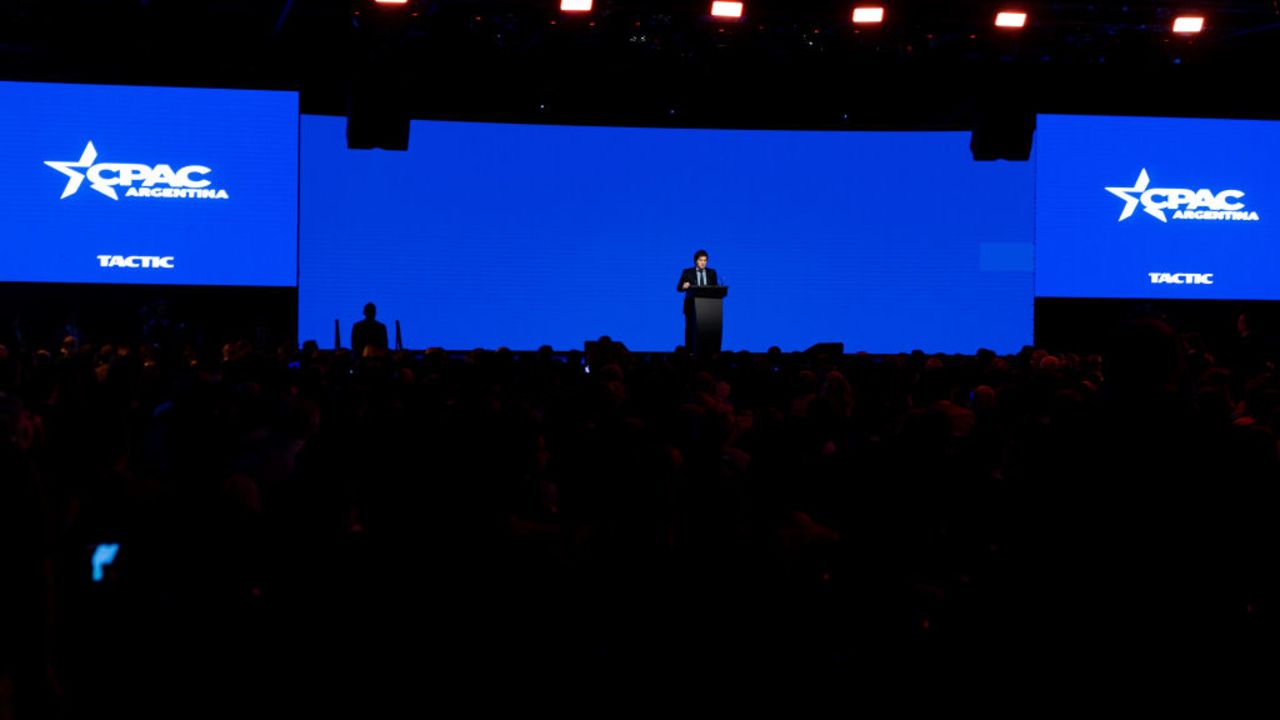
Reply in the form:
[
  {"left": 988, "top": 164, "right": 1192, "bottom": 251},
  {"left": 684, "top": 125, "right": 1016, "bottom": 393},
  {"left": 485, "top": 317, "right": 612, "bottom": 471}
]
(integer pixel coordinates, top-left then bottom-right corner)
[{"left": 0, "top": 318, "right": 1276, "bottom": 714}]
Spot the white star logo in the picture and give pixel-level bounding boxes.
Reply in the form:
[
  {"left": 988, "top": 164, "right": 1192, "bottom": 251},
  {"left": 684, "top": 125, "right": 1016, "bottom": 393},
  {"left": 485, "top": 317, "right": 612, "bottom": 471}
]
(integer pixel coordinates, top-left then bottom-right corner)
[
  {"left": 1105, "top": 169, "right": 1165, "bottom": 223},
  {"left": 44, "top": 141, "right": 118, "bottom": 200}
]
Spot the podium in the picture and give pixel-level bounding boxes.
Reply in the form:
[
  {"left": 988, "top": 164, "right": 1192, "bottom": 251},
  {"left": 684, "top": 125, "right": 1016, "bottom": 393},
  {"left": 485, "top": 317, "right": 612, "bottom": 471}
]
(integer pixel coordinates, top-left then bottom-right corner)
[{"left": 687, "top": 285, "right": 729, "bottom": 355}]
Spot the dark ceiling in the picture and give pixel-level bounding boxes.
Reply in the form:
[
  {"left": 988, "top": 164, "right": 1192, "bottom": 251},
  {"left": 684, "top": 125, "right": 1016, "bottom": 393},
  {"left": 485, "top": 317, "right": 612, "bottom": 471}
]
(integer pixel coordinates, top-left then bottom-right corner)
[{"left": 2, "top": 1, "right": 1278, "bottom": 129}]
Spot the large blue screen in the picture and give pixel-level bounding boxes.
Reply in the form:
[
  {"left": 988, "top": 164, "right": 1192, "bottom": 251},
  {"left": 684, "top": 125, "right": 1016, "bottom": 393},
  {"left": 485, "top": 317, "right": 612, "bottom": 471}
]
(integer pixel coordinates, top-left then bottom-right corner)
[
  {"left": 0, "top": 81, "right": 298, "bottom": 287},
  {"left": 300, "top": 116, "right": 1033, "bottom": 353},
  {"left": 1036, "top": 114, "right": 1280, "bottom": 300}
]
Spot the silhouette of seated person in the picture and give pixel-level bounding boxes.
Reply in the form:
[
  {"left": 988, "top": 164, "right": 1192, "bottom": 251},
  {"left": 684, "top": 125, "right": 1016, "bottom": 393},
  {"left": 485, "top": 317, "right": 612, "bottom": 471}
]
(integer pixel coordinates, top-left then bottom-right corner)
[{"left": 351, "top": 302, "right": 389, "bottom": 357}]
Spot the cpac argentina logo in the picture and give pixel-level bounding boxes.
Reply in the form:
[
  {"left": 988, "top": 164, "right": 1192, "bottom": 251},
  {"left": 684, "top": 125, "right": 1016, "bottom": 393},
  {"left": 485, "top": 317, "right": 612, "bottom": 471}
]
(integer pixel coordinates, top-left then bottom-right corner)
[
  {"left": 44, "top": 141, "right": 229, "bottom": 201},
  {"left": 1105, "top": 169, "right": 1259, "bottom": 223}
]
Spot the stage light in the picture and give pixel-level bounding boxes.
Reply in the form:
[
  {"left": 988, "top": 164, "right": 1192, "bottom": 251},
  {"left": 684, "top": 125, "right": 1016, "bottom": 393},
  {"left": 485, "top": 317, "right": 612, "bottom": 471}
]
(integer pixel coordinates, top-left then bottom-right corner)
[
  {"left": 1173, "top": 16, "right": 1204, "bottom": 33},
  {"left": 373, "top": 0, "right": 409, "bottom": 4},
  {"left": 561, "top": 0, "right": 593, "bottom": 11},
  {"left": 994, "top": 11, "right": 1027, "bottom": 28},
  {"left": 852, "top": 6, "right": 884, "bottom": 24},
  {"left": 711, "top": 2, "right": 744, "bottom": 19}
]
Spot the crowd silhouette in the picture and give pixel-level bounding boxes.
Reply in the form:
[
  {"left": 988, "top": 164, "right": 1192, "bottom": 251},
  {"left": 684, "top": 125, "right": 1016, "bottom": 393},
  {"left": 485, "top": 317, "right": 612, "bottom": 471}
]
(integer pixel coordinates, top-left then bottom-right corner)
[{"left": 1, "top": 315, "right": 1276, "bottom": 715}]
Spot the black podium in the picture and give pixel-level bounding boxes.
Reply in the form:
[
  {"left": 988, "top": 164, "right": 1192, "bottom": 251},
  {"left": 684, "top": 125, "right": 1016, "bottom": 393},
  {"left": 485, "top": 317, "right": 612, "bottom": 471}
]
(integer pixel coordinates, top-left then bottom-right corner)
[{"left": 687, "top": 285, "right": 729, "bottom": 355}]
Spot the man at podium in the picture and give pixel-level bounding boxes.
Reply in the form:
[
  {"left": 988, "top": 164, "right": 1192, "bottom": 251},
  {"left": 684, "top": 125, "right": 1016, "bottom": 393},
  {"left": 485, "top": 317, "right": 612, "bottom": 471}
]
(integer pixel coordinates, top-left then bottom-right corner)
[{"left": 677, "top": 249, "right": 719, "bottom": 351}]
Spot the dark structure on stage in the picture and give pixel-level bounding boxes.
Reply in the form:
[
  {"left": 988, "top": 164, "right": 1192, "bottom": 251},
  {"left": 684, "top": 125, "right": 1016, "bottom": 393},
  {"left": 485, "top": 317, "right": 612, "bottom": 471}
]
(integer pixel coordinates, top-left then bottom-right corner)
[{"left": 687, "top": 284, "right": 729, "bottom": 355}]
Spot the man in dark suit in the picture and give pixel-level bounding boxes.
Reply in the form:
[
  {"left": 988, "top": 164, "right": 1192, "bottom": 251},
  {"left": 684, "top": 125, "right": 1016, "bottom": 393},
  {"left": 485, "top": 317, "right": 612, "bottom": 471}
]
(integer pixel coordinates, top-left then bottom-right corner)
[
  {"left": 351, "top": 302, "right": 388, "bottom": 356},
  {"left": 677, "top": 249, "right": 718, "bottom": 351}
]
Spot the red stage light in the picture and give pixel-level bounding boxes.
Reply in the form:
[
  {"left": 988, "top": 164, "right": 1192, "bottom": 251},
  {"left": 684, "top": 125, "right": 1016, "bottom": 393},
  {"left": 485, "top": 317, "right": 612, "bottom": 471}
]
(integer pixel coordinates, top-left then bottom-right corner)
[
  {"left": 1172, "top": 16, "right": 1205, "bottom": 33},
  {"left": 711, "top": 2, "right": 744, "bottom": 19},
  {"left": 852, "top": 7, "right": 884, "bottom": 25},
  {"left": 995, "top": 11, "right": 1027, "bottom": 28}
]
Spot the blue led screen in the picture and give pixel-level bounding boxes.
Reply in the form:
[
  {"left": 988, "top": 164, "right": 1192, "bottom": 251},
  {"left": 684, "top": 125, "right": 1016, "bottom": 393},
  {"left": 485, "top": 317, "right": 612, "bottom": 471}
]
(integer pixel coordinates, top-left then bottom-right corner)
[
  {"left": 0, "top": 81, "right": 298, "bottom": 287},
  {"left": 1036, "top": 114, "right": 1280, "bottom": 300},
  {"left": 300, "top": 116, "right": 1033, "bottom": 352}
]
